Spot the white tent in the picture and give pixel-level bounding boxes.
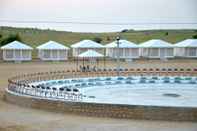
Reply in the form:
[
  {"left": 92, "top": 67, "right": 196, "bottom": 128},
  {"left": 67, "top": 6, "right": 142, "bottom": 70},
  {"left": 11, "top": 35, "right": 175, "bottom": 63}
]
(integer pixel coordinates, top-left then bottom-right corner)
[
  {"left": 78, "top": 49, "right": 104, "bottom": 58},
  {"left": 77, "top": 50, "right": 103, "bottom": 71},
  {"left": 105, "top": 40, "right": 139, "bottom": 59},
  {"left": 1, "top": 41, "right": 33, "bottom": 61},
  {"left": 139, "top": 39, "right": 174, "bottom": 59},
  {"left": 174, "top": 39, "right": 197, "bottom": 58},
  {"left": 36, "top": 41, "right": 69, "bottom": 61},
  {"left": 71, "top": 40, "right": 104, "bottom": 57}
]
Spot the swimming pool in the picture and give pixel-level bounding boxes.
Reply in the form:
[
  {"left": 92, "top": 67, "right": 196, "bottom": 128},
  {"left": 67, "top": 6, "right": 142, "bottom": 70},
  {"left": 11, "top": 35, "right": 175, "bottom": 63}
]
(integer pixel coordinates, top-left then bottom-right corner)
[{"left": 29, "top": 76, "right": 197, "bottom": 107}]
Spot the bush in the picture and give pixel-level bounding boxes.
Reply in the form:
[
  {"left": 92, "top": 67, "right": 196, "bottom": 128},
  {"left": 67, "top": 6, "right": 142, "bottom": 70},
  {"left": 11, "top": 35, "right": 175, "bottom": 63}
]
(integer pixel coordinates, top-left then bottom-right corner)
[
  {"left": 165, "top": 32, "right": 169, "bottom": 36},
  {"left": 106, "top": 36, "right": 111, "bottom": 41},
  {"left": 0, "top": 34, "right": 22, "bottom": 46},
  {"left": 121, "top": 29, "right": 129, "bottom": 33},
  {"left": 192, "top": 34, "right": 197, "bottom": 39},
  {"left": 93, "top": 37, "right": 102, "bottom": 43}
]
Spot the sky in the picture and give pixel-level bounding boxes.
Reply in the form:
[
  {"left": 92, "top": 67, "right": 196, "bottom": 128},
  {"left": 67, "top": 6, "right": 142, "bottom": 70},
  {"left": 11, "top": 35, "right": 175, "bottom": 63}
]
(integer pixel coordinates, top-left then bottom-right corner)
[{"left": 0, "top": 0, "right": 197, "bottom": 32}]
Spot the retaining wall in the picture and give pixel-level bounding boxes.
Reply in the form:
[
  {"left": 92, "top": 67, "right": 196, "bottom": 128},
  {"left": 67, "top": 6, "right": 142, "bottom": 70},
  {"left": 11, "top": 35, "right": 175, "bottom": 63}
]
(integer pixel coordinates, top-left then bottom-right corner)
[{"left": 4, "top": 90, "right": 197, "bottom": 121}]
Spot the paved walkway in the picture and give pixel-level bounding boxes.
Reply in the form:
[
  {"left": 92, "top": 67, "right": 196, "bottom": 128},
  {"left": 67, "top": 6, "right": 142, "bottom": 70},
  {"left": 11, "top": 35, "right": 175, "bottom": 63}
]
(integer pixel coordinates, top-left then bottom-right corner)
[{"left": 0, "top": 100, "right": 197, "bottom": 131}]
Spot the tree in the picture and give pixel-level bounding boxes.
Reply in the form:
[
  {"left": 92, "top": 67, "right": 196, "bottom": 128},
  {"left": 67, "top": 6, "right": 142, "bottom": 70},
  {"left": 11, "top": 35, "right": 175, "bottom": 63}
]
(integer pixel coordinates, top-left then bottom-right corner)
[
  {"left": 121, "top": 29, "right": 129, "bottom": 33},
  {"left": 165, "top": 32, "right": 169, "bottom": 36},
  {"left": 192, "top": 34, "right": 197, "bottom": 39},
  {"left": 93, "top": 37, "right": 102, "bottom": 43},
  {"left": 0, "top": 34, "right": 22, "bottom": 46}
]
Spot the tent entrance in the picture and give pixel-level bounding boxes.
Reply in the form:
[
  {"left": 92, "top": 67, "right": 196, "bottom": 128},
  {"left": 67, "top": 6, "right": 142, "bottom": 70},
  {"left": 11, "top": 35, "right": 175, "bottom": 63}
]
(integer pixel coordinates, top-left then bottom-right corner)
[{"left": 160, "top": 49, "right": 168, "bottom": 61}]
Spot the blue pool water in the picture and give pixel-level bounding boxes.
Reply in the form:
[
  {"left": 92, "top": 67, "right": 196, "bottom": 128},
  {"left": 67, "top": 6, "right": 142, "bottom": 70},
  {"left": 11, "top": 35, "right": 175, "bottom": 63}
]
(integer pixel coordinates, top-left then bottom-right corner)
[{"left": 30, "top": 76, "right": 197, "bottom": 107}]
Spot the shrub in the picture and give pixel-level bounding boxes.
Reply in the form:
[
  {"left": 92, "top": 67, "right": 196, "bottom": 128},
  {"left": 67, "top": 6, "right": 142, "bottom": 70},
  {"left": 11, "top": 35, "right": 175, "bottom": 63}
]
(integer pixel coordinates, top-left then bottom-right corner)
[
  {"left": 165, "top": 32, "right": 169, "bottom": 36},
  {"left": 106, "top": 36, "right": 111, "bottom": 41},
  {"left": 192, "top": 34, "right": 197, "bottom": 39},
  {"left": 121, "top": 29, "right": 129, "bottom": 33},
  {"left": 0, "top": 34, "right": 22, "bottom": 46},
  {"left": 93, "top": 37, "right": 102, "bottom": 43}
]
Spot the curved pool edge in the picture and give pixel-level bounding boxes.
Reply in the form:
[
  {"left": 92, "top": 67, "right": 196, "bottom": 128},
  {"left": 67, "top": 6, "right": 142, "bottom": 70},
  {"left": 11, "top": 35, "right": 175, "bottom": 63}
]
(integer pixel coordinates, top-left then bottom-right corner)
[{"left": 4, "top": 89, "right": 197, "bottom": 121}]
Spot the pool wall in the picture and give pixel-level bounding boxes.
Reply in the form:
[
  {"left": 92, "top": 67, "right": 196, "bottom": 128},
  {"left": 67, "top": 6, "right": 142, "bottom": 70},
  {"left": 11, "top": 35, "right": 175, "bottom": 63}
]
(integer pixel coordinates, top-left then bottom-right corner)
[{"left": 4, "top": 90, "right": 197, "bottom": 121}]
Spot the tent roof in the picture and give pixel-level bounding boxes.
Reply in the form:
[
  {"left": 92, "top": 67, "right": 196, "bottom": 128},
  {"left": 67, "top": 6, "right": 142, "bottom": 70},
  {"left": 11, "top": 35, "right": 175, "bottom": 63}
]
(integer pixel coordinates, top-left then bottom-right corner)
[
  {"left": 78, "top": 50, "right": 104, "bottom": 58},
  {"left": 1, "top": 41, "right": 33, "bottom": 50},
  {"left": 71, "top": 40, "right": 104, "bottom": 48},
  {"left": 105, "top": 40, "right": 138, "bottom": 48},
  {"left": 36, "top": 41, "right": 69, "bottom": 50},
  {"left": 174, "top": 39, "right": 197, "bottom": 47},
  {"left": 139, "top": 39, "right": 173, "bottom": 48}
]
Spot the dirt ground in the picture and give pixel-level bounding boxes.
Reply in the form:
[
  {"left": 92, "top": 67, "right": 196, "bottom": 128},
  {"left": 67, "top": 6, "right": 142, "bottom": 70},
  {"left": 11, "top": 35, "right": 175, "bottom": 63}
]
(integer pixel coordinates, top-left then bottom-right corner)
[{"left": 0, "top": 60, "right": 197, "bottom": 131}]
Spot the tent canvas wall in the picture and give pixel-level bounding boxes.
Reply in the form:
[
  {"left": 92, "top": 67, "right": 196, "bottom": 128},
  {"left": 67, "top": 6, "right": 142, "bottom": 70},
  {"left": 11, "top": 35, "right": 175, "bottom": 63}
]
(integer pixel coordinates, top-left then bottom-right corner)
[
  {"left": 1, "top": 41, "right": 33, "bottom": 61},
  {"left": 174, "top": 39, "right": 197, "bottom": 58},
  {"left": 139, "top": 39, "right": 174, "bottom": 59},
  {"left": 105, "top": 40, "right": 139, "bottom": 59},
  {"left": 37, "top": 41, "right": 69, "bottom": 61},
  {"left": 71, "top": 40, "right": 104, "bottom": 57}
]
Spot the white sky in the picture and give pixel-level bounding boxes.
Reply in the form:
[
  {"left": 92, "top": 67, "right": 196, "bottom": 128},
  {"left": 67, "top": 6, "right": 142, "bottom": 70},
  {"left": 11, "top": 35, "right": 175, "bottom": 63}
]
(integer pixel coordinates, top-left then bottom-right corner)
[{"left": 0, "top": 0, "right": 197, "bottom": 32}]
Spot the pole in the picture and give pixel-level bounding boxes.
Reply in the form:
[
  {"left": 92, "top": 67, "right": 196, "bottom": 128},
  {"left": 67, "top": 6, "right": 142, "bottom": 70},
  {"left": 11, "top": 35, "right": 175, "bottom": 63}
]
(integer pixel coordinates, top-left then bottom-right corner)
[
  {"left": 76, "top": 57, "right": 79, "bottom": 71},
  {"left": 104, "top": 49, "right": 106, "bottom": 69},
  {"left": 83, "top": 57, "right": 84, "bottom": 67},
  {"left": 116, "top": 36, "right": 120, "bottom": 76}
]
